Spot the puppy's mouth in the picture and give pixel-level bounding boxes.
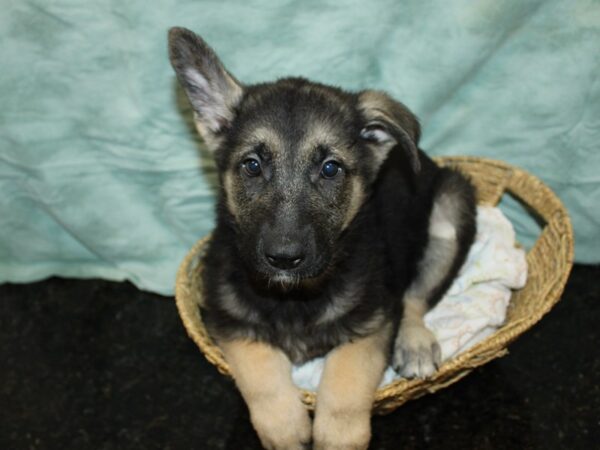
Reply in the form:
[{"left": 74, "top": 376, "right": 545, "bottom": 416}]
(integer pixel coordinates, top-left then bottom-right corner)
[
  {"left": 251, "top": 259, "right": 331, "bottom": 293},
  {"left": 266, "top": 271, "right": 303, "bottom": 291}
]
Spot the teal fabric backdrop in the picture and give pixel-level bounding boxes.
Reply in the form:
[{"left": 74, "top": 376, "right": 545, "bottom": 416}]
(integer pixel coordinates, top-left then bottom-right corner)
[{"left": 1, "top": 0, "right": 598, "bottom": 295}]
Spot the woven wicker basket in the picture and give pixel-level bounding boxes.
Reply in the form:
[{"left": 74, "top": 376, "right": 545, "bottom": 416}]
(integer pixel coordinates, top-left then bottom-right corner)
[{"left": 175, "top": 156, "right": 574, "bottom": 415}]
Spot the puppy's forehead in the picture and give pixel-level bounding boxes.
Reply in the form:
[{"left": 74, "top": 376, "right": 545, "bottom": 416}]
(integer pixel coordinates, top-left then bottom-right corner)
[{"left": 233, "top": 78, "right": 358, "bottom": 154}]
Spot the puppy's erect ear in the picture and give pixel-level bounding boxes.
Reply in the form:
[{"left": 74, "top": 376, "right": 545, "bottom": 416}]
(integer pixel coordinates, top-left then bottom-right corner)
[
  {"left": 358, "top": 90, "right": 421, "bottom": 174},
  {"left": 168, "top": 27, "right": 243, "bottom": 151}
]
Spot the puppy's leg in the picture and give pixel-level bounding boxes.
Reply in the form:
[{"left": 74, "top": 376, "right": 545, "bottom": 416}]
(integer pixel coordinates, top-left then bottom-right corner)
[
  {"left": 313, "top": 323, "right": 391, "bottom": 450},
  {"left": 219, "top": 339, "right": 311, "bottom": 450},
  {"left": 393, "top": 170, "right": 476, "bottom": 378},
  {"left": 393, "top": 225, "right": 453, "bottom": 378},
  {"left": 393, "top": 295, "right": 442, "bottom": 378}
]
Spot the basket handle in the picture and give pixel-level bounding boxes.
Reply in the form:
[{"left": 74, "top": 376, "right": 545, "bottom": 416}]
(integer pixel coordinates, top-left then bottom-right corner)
[{"left": 500, "top": 166, "right": 574, "bottom": 323}]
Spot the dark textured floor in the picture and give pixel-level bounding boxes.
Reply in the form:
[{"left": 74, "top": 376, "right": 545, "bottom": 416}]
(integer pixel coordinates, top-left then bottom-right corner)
[{"left": 1, "top": 265, "right": 599, "bottom": 450}]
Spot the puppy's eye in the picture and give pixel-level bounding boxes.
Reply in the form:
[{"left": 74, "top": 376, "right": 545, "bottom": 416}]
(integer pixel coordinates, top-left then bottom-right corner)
[
  {"left": 243, "top": 158, "right": 262, "bottom": 177},
  {"left": 320, "top": 160, "right": 342, "bottom": 179}
]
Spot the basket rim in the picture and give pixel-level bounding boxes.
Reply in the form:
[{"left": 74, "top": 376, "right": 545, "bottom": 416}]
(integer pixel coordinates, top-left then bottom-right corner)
[{"left": 174, "top": 155, "right": 574, "bottom": 413}]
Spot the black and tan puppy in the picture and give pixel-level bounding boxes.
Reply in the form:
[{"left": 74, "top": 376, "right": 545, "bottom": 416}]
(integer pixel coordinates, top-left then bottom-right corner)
[{"left": 169, "top": 27, "right": 476, "bottom": 450}]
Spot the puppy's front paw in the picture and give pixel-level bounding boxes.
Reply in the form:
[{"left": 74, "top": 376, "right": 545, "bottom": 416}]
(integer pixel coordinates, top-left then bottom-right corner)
[
  {"left": 393, "top": 323, "right": 441, "bottom": 379},
  {"left": 248, "top": 394, "right": 312, "bottom": 450},
  {"left": 313, "top": 409, "right": 371, "bottom": 450}
]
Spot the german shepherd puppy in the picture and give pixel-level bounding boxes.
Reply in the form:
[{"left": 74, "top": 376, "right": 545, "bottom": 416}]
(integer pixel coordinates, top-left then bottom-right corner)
[{"left": 169, "top": 27, "right": 476, "bottom": 450}]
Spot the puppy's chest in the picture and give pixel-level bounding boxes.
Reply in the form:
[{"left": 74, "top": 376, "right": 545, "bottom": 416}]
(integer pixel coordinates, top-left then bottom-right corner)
[
  {"left": 210, "top": 282, "right": 387, "bottom": 365},
  {"left": 243, "top": 297, "right": 362, "bottom": 365},
  {"left": 261, "top": 299, "right": 389, "bottom": 364},
  {"left": 268, "top": 318, "right": 351, "bottom": 365}
]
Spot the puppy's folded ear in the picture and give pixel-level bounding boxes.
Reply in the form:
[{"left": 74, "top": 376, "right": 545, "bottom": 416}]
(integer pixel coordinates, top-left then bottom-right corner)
[
  {"left": 168, "top": 27, "right": 243, "bottom": 151},
  {"left": 358, "top": 90, "right": 421, "bottom": 174}
]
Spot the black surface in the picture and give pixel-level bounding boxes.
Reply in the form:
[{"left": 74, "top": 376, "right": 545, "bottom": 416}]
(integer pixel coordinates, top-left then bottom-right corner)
[{"left": 1, "top": 265, "right": 599, "bottom": 450}]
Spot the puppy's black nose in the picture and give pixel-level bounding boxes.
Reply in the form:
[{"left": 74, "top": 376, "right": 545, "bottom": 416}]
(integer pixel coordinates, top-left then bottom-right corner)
[{"left": 265, "top": 249, "right": 305, "bottom": 270}]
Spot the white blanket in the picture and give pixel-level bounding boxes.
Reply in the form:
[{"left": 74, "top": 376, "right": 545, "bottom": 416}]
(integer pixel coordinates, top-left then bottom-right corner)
[{"left": 291, "top": 206, "right": 528, "bottom": 391}]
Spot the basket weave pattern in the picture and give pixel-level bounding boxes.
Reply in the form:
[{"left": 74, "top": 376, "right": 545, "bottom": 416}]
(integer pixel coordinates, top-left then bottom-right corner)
[{"left": 175, "top": 157, "right": 574, "bottom": 415}]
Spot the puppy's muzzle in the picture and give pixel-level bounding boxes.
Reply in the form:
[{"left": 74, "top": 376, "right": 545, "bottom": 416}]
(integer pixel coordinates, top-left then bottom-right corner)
[{"left": 264, "top": 242, "right": 305, "bottom": 270}]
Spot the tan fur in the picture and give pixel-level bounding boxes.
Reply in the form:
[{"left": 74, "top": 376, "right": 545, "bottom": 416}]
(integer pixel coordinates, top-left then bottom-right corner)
[
  {"left": 357, "top": 90, "right": 400, "bottom": 138},
  {"left": 239, "top": 126, "right": 285, "bottom": 155},
  {"left": 357, "top": 90, "right": 419, "bottom": 141},
  {"left": 405, "top": 192, "right": 460, "bottom": 302},
  {"left": 185, "top": 66, "right": 243, "bottom": 149},
  {"left": 342, "top": 177, "right": 366, "bottom": 230},
  {"left": 393, "top": 299, "right": 441, "bottom": 379},
  {"left": 357, "top": 90, "right": 392, "bottom": 114},
  {"left": 392, "top": 190, "right": 463, "bottom": 378},
  {"left": 313, "top": 323, "right": 392, "bottom": 450},
  {"left": 297, "top": 122, "right": 335, "bottom": 153},
  {"left": 222, "top": 127, "right": 286, "bottom": 219},
  {"left": 194, "top": 114, "right": 223, "bottom": 151},
  {"left": 297, "top": 122, "right": 354, "bottom": 163},
  {"left": 222, "top": 171, "right": 239, "bottom": 219},
  {"left": 357, "top": 90, "right": 422, "bottom": 173},
  {"left": 219, "top": 339, "right": 311, "bottom": 450}
]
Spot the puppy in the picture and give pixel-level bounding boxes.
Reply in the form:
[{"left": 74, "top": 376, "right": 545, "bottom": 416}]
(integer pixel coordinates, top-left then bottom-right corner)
[{"left": 169, "top": 27, "right": 476, "bottom": 450}]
